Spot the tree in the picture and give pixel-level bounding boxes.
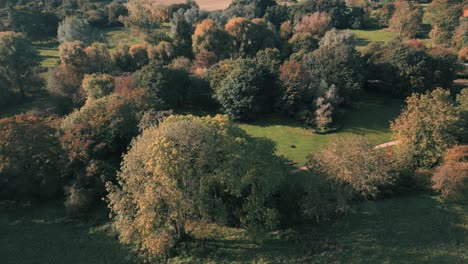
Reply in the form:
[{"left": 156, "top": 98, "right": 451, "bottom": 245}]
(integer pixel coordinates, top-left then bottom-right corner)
[
  {"left": 107, "top": 115, "right": 285, "bottom": 260},
  {"left": 82, "top": 74, "right": 115, "bottom": 102},
  {"left": 389, "top": 0, "right": 422, "bottom": 38},
  {"left": 278, "top": 60, "right": 312, "bottom": 116},
  {"left": 0, "top": 115, "right": 64, "bottom": 199},
  {"left": 121, "top": 0, "right": 164, "bottom": 37},
  {"left": 225, "top": 17, "right": 279, "bottom": 57},
  {"left": 364, "top": 40, "right": 456, "bottom": 96},
  {"left": 452, "top": 20, "right": 467, "bottom": 50},
  {"left": 305, "top": 29, "right": 364, "bottom": 102},
  {"left": 432, "top": 145, "right": 468, "bottom": 199},
  {"left": 0, "top": 32, "right": 41, "bottom": 99},
  {"left": 60, "top": 95, "right": 139, "bottom": 211},
  {"left": 210, "top": 58, "right": 270, "bottom": 120},
  {"left": 171, "top": 5, "right": 200, "bottom": 57},
  {"left": 135, "top": 62, "right": 190, "bottom": 108},
  {"left": 57, "top": 16, "right": 98, "bottom": 45},
  {"left": 425, "top": 0, "right": 462, "bottom": 45},
  {"left": 307, "top": 135, "right": 395, "bottom": 201},
  {"left": 192, "top": 19, "right": 234, "bottom": 59},
  {"left": 314, "top": 81, "right": 342, "bottom": 132},
  {"left": 294, "top": 12, "right": 332, "bottom": 37},
  {"left": 391, "top": 88, "right": 461, "bottom": 168}
]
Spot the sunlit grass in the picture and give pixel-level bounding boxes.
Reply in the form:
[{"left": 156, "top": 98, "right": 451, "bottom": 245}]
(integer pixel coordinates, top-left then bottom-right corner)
[{"left": 240, "top": 93, "right": 403, "bottom": 166}]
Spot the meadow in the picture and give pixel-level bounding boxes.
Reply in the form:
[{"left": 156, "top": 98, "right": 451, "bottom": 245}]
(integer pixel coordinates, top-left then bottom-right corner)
[{"left": 159, "top": 0, "right": 232, "bottom": 11}]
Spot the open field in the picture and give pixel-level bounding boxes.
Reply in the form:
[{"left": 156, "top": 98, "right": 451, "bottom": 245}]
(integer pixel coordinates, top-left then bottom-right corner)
[
  {"left": 349, "top": 28, "right": 398, "bottom": 48},
  {"left": 159, "top": 0, "right": 231, "bottom": 11},
  {"left": 240, "top": 94, "right": 403, "bottom": 166},
  {"left": 1, "top": 195, "right": 465, "bottom": 263}
]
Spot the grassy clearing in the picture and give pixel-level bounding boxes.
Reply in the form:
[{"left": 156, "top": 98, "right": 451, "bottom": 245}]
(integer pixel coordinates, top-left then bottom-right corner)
[
  {"left": 34, "top": 39, "right": 60, "bottom": 68},
  {"left": 240, "top": 93, "right": 403, "bottom": 166},
  {"left": 349, "top": 28, "right": 398, "bottom": 48},
  {"left": 1, "top": 195, "right": 465, "bottom": 263},
  {"left": 101, "top": 27, "right": 142, "bottom": 50}
]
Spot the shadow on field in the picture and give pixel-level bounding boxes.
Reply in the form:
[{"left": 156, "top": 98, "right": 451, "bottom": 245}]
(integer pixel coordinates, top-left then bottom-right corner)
[{"left": 0, "top": 201, "right": 135, "bottom": 264}]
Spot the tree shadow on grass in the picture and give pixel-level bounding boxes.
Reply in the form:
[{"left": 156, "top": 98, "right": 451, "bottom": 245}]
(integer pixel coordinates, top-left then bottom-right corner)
[{"left": 0, "top": 201, "right": 135, "bottom": 264}]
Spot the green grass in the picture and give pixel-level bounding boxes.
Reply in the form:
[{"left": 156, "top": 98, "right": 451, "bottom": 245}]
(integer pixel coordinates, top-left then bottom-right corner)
[
  {"left": 2, "top": 195, "right": 465, "bottom": 263},
  {"left": 348, "top": 28, "right": 398, "bottom": 48},
  {"left": 101, "top": 27, "right": 142, "bottom": 50},
  {"left": 34, "top": 39, "right": 60, "bottom": 68},
  {"left": 240, "top": 94, "right": 403, "bottom": 166}
]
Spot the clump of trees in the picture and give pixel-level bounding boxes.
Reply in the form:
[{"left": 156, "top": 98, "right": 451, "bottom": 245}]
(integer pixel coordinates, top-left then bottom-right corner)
[
  {"left": 432, "top": 145, "right": 468, "bottom": 199},
  {"left": 0, "top": 115, "right": 64, "bottom": 199},
  {"left": 388, "top": 0, "right": 422, "bottom": 38},
  {"left": 0, "top": 32, "right": 41, "bottom": 103},
  {"left": 107, "top": 115, "right": 286, "bottom": 260}
]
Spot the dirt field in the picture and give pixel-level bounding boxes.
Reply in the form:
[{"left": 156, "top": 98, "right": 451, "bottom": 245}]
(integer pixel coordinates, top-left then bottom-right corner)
[{"left": 159, "top": 0, "right": 231, "bottom": 11}]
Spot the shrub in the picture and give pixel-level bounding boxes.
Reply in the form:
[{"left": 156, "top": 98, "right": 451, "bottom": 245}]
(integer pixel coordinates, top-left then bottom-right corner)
[
  {"left": 432, "top": 145, "right": 468, "bottom": 199},
  {"left": 0, "top": 115, "right": 64, "bottom": 200},
  {"left": 107, "top": 115, "right": 286, "bottom": 260}
]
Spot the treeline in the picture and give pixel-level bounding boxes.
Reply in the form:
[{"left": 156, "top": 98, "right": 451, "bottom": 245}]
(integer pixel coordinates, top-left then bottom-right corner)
[{"left": 0, "top": 0, "right": 467, "bottom": 262}]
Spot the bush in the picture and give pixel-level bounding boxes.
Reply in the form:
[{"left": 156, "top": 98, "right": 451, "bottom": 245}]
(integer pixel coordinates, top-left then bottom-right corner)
[
  {"left": 432, "top": 145, "right": 468, "bottom": 199},
  {"left": 0, "top": 115, "right": 65, "bottom": 200},
  {"left": 107, "top": 115, "right": 286, "bottom": 260}
]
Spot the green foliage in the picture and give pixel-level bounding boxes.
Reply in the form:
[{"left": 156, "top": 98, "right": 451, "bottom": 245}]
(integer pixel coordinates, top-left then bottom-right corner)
[
  {"left": 82, "top": 74, "right": 115, "bottom": 101},
  {"left": 57, "top": 16, "right": 99, "bottom": 45},
  {"left": 210, "top": 58, "right": 271, "bottom": 120},
  {"left": 0, "top": 115, "right": 64, "bottom": 199},
  {"left": 6, "top": 6, "right": 59, "bottom": 40},
  {"left": 135, "top": 62, "right": 191, "bottom": 108},
  {"left": 391, "top": 88, "right": 461, "bottom": 168},
  {"left": 305, "top": 29, "right": 365, "bottom": 101},
  {"left": 107, "top": 115, "right": 286, "bottom": 260},
  {"left": 389, "top": 0, "right": 422, "bottom": 38},
  {"left": 364, "top": 40, "right": 456, "bottom": 96},
  {"left": 0, "top": 31, "right": 41, "bottom": 99}
]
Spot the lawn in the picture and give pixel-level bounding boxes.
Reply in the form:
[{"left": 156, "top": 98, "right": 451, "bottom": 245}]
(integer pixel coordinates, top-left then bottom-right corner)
[
  {"left": 34, "top": 39, "right": 60, "bottom": 68},
  {"left": 348, "top": 28, "right": 398, "bottom": 48},
  {"left": 1, "top": 195, "right": 465, "bottom": 263},
  {"left": 240, "top": 93, "right": 403, "bottom": 166}
]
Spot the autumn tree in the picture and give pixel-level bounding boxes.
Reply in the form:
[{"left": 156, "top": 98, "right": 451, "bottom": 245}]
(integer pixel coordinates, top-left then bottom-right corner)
[
  {"left": 0, "top": 31, "right": 41, "bottom": 99},
  {"left": 391, "top": 88, "right": 461, "bottom": 168},
  {"left": 304, "top": 135, "right": 395, "bottom": 217},
  {"left": 60, "top": 95, "right": 139, "bottom": 212},
  {"left": 389, "top": 0, "right": 422, "bottom": 38},
  {"left": 314, "top": 80, "right": 342, "bottom": 132},
  {"left": 452, "top": 20, "right": 467, "bottom": 50},
  {"left": 432, "top": 145, "right": 468, "bottom": 199},
  {"left": 120, "top": 0, "right": 164, "bottom": 37},
  {"left": 107, "top": 115, "right": 286, "bottom": 260},
  {"left": 425, "top": 0, "right": 462, "bottom": 45},
  {"left": 278, "top": 60, "right": 312, "bottom": 116},
  {"left": 0, "top": 115, "right": 64, "bottom": 199},
  {"left": 192, "top": 19, "right": 234, "bottom": 59},
  {"left": 294, "top": 12, "right": 332, "bottom": 37}
]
